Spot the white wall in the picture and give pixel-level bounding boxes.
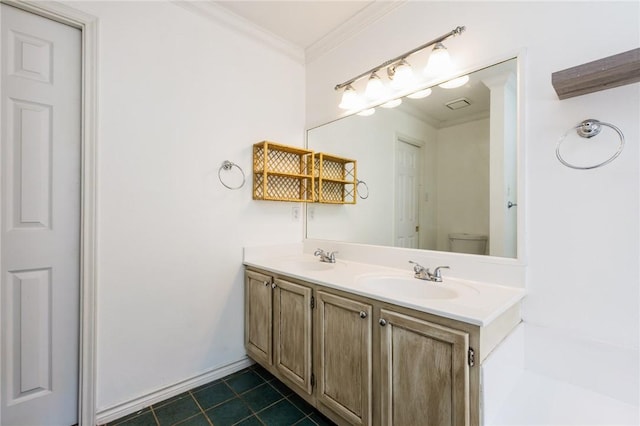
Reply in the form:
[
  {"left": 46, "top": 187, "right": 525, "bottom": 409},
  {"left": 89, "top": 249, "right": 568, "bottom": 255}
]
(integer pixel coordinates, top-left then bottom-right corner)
[
  {"left": 66, "top": 1, "right": 305, "bottom": 412},
  {"left": 306, "top": 1, "right": 639, "bottom": 353},
  {"left": 436, "top": 118, "right": 490, "bottom": 251}
]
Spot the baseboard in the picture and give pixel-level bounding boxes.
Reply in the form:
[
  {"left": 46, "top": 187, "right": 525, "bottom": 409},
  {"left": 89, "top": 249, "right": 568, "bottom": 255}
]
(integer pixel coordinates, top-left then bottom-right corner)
[{"left": 95, "top": 357, "right": 253, "bottom": 425}]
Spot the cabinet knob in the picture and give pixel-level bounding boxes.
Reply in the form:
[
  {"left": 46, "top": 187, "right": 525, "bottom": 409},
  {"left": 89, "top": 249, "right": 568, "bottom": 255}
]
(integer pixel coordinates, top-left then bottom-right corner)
[
  {"left": 264, "top": 281, "right": 270, "bottom": 286},
  {"left": 271, "top": 283, "right": 277, "bottom": 289},
  {"left": 379, "top": 319, "right": 387, "bottom": 326},
  {"left": 359, "top": 311, "right": 367, "bottom": 319}
]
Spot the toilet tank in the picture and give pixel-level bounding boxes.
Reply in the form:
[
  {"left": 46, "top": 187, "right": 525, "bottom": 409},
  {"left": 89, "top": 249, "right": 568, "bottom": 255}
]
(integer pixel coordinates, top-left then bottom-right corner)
[{"left": 448, "top": 233, "right": 488, "bottom": 255}]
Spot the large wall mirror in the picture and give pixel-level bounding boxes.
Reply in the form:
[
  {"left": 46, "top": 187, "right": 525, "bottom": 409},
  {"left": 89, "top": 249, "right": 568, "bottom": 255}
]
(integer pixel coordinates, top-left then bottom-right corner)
[{"left": 306, "top": 57, "right": 519, "bottom": 259}]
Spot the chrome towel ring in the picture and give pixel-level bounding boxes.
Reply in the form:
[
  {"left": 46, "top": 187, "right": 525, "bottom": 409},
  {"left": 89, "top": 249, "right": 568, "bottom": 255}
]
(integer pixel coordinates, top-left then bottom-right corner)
[
  {"left": 556, "top": 119, "right": 625, "bottom": 170},
  {"left": 357, "top": 180, "right": 369, "bottom": 199},
  {"left": 218, "top": 160, "right": 245, "bottom": 190}
]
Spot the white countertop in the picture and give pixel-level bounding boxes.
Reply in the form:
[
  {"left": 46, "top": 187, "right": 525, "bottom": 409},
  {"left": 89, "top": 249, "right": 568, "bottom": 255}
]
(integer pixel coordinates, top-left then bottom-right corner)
[{"left": 244, "top": 252, "right": 525, "bottom": 327}]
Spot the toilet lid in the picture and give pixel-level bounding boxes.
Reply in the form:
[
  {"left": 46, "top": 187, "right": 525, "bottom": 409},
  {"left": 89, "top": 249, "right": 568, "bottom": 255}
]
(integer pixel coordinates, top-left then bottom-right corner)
[{"left": 448, "top": 233, "right": 488, "bottom": 240}]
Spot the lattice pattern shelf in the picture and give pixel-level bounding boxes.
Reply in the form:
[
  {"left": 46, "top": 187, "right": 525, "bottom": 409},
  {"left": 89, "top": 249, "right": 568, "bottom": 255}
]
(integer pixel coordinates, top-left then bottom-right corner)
[
  {"left": 253, "top": 141, "right": 314, "bottom": 202},
  {"left": 314, "top": 153, "right": 357, "bottom": 204}
]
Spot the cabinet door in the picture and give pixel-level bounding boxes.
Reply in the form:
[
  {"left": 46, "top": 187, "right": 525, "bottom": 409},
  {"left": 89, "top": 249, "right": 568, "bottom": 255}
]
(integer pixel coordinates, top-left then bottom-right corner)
[
  {"left": 245, "top": 270, "right": 273, "bottom": 365},
  {"left": 317, "top": 291, "right": 372, "bottom": 425},
  {"left": 379, "top": 309, "right": 470, "bottom": 426},
  {"left": 273, "top": 278, "right": 313, "bottom": 394}
]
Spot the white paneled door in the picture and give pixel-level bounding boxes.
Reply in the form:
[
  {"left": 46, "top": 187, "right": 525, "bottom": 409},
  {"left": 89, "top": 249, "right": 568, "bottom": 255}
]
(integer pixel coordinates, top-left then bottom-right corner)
[
  {"left": 1, "top": 4, "right": 81, "bottom": 425},
  {"left": 394, "top": 140, "right": 420, "bottom": 249}
]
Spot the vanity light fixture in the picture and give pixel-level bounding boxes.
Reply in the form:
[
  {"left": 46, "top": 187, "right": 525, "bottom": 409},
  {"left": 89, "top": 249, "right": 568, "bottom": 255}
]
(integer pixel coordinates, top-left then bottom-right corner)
[{"left": 335, "top": 26, "right": 466, "bottom": 111}]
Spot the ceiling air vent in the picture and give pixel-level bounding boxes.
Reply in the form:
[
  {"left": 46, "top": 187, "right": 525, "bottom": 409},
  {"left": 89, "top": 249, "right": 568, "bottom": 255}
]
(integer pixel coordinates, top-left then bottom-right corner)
[{"left": 445, "top": 98, "right": 472, "bottom": 110}]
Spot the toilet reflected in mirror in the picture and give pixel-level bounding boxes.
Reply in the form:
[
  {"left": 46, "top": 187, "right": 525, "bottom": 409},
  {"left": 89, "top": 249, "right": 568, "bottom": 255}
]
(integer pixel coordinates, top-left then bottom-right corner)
[{"left": 449, "top": 233, "right": 488, "bottom": 255}]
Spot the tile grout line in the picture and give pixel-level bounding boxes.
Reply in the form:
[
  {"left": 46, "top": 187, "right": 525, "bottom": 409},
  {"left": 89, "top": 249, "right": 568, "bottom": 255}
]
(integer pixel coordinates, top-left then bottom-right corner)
[
  {"left": 222, "top": 371, "right": 265, "bottom": 425},
  {"left": 149, "top": 405, "right": 161, "bottom": 426},
  {"left": 229, "top": 367, "right": 308, "bottom": 425},
  {"left": 252, "top": 366, "right": 323, "bottom": 425},
  {"left": 189, "top": 390, "right": 214, "bottom": 426}
]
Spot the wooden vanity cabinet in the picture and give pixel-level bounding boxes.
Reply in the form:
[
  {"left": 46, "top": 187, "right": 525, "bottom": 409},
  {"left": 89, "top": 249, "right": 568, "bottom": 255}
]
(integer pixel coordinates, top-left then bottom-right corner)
[
  {"left": 244, "top": 270, "right": 313, "bottom": 396},
  {"left": 245, "top": 268, "right": 490, "bottom": 426},
  {"left": 316, "top": 291, "right": 372, "bottom": 426}
]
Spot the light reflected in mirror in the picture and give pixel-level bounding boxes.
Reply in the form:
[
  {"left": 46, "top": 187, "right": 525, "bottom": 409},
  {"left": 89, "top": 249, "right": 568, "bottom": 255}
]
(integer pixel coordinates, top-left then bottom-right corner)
[{"left": 306, "top": 58, "right": 518, "bottom": 258}]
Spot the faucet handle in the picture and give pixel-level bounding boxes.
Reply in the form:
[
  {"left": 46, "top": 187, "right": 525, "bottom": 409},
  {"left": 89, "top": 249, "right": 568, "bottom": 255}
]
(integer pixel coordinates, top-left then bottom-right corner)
[
  {"left": 409, "top": 260, "right": 425, "bottom": 273},
  {"left": 328, "top": 251, "right": 338, "bottom": 261},
  {"left": 314, "top": 248, "right": 325, "bottom": 257}
]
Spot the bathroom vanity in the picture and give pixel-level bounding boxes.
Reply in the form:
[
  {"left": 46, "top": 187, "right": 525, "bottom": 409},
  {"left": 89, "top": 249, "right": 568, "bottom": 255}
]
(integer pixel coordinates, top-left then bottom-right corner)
[{"left": 243, "top": 250, "right": 524, "bottom": 426}]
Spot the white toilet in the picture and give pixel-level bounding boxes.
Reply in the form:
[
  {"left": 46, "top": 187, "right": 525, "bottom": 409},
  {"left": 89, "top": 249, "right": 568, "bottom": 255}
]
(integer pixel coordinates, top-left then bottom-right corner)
[{"left": 448, "top": 233, "right": 488, "bottom": 255}]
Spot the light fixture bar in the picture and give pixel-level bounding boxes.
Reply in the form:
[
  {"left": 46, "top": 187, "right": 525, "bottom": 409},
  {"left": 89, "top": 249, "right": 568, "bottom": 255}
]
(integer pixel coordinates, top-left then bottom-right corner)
[{"left": 334, "top": 25, "right": 466, "bottom": 91}]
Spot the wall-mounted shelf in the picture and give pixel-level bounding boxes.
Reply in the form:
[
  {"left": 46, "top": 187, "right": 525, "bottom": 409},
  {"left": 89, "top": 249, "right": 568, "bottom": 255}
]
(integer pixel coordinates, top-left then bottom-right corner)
[
  {"left": 253, "top": 141, "right": 314, "bottom": 202},
  {"left": 552, "top": 48, "right": 640, "bottom": 100},
  {"left": 314, "top": 153, "right": 357, "bottom": 204}
]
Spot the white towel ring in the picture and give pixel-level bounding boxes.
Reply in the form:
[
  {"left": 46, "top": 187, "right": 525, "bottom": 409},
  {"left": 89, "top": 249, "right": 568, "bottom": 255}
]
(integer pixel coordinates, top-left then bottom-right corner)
[
  {"left": 218, "top": 160, "right": 245, "bottom": 190},
  {"left": 556, "top": 119, "right": 625, "bottom": 170}
]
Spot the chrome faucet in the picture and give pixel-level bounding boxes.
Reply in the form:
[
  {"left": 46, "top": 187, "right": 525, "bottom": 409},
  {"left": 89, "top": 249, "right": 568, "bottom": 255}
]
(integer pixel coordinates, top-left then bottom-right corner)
[
  {"left": 409, "top": 261, "right": 450, "bottom": 282},
  {"left": 314, "top": 248, "right": 338, "bottom": 263}
]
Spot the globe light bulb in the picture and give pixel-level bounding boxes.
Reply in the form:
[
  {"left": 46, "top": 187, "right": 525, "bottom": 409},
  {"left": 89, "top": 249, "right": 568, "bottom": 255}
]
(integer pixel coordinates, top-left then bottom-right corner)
[
  {"left": 357, "top": 108, "right": 376, "bottom": 117},
  {"left": 407, "top": 88, "right": 432, "bottom": 99},
  {"left": 389, "top": 60, "right": 415, "bottom": 90},
  {"left": 424, "top": 42, "right": 453, "bottom": 76},
  {"left": 365, "top": 73, "right": 386, "bottom": 100},
  {"left": 439, "top": 75, "right": 470, "bottom": 89},
  {"left": 338, "top": 85, "right": 362, "bottom": 110},
  {"left": 381, "top": 99, "right": 402, "bottom": 108}
]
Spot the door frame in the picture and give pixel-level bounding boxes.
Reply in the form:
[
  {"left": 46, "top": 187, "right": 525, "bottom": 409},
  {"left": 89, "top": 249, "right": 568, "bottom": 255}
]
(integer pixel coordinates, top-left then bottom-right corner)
[{"left": 0, "top": 1, "right": 98, "bottom": 425}]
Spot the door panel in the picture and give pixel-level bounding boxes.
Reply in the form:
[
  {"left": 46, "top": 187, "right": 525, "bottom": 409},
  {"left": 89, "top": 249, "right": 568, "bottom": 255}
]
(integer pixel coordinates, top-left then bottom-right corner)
[
  {"left": 1, "top": 5, "right": 81, "bottom": 425},
  {"left": 379, "top": 309, "right": 469, "bottom": 426},
  {"left": 317, "top": 291, "right": 372, "bottom": 425},
  {"left": 244, "top": 270, "right": 273, "bottom": 365},
  {"left": 273, "top": 279, "right": 312, "bottom": 394}
]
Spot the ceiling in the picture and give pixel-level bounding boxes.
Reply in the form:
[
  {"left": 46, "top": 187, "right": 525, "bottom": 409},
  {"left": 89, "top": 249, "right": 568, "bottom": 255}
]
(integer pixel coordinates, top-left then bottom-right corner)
[{"left": 213, "top": 1, "right": 376, "bottom": 49}]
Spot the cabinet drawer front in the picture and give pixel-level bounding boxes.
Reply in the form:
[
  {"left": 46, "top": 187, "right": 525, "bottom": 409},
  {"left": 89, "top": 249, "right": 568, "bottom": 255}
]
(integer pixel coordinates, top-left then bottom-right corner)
[
  {"left": 379, "top": 309, "right": 470, "bottom": 426},
  {"left": 245, "top": 270, "right": 273, "bottom": 365},
  {"left": 317, "top": 291, "right": 372, "bottom": 426},
  {"left": 274, "top": 278, "right": 313, "bottom": 394}
]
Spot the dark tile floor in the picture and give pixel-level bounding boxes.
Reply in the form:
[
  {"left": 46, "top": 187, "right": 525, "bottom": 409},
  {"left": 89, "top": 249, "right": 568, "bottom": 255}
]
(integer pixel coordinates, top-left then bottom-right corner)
[{"left": 104, "top": 365, "right": 336, "bottom": 426}]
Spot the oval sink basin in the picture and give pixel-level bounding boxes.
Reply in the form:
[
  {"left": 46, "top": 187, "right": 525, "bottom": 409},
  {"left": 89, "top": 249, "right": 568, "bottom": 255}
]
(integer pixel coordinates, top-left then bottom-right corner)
[{"left": 355, "top": 275, "right": 459, "bottom": 300}]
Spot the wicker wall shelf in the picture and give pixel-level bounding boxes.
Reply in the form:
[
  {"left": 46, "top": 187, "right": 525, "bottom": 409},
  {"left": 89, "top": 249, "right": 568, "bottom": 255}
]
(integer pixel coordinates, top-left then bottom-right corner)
[
  {"left": 253, "top": 141, "right": 314, "bottom": 202},
  {"left": 314, "top": 153, "right": 357, "bottom": 204}
]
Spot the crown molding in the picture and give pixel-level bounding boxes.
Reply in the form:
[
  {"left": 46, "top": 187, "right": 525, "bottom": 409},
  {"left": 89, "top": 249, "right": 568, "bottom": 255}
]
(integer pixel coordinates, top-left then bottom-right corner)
[
  {"left": 305, "top": 0, "right": 406, "bottom": 65},
  {"left": 171, "top": 0, "right": 305, "bottom": 64}
]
